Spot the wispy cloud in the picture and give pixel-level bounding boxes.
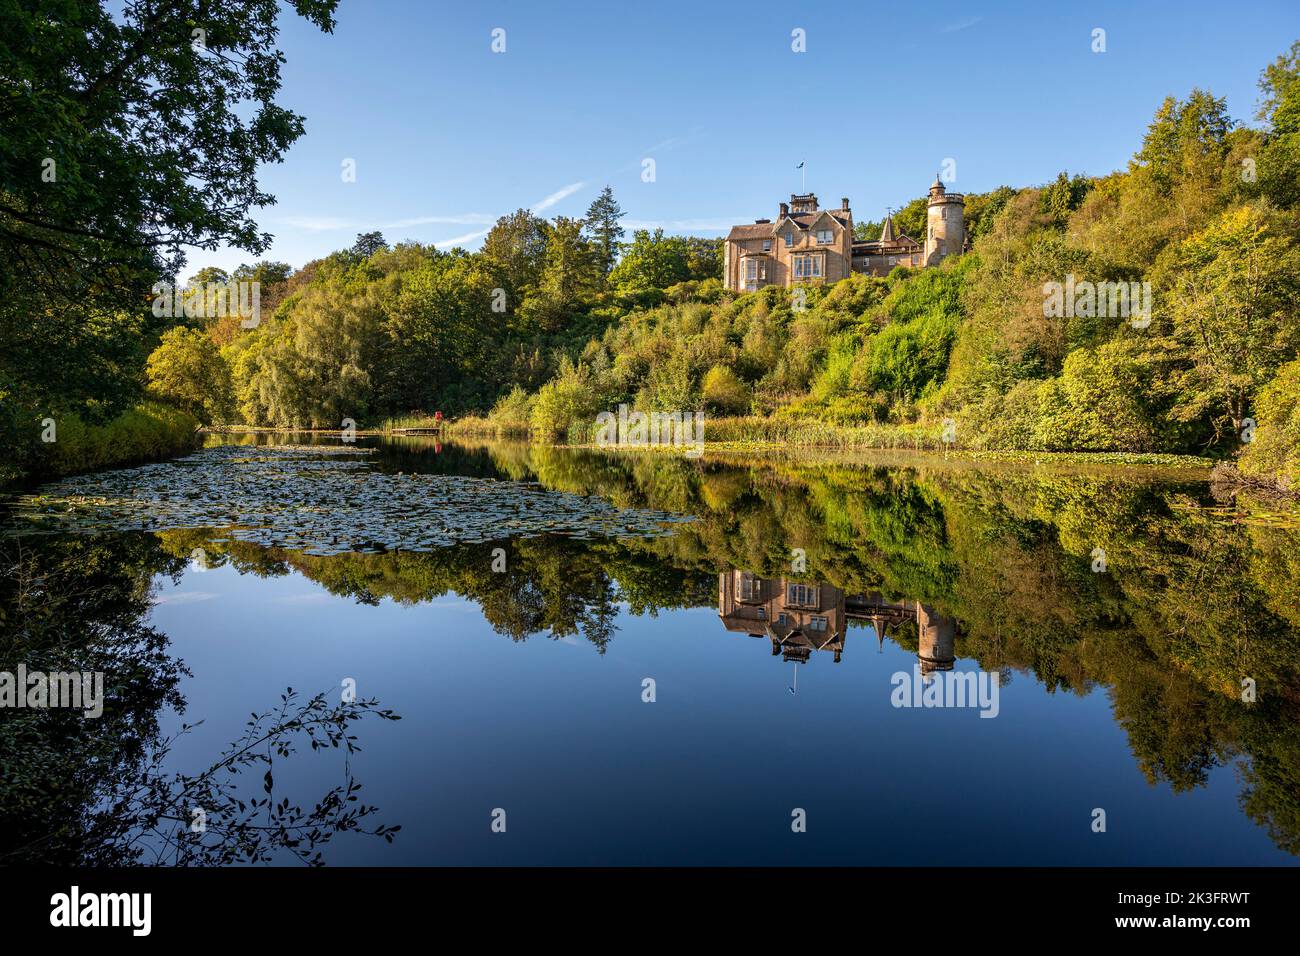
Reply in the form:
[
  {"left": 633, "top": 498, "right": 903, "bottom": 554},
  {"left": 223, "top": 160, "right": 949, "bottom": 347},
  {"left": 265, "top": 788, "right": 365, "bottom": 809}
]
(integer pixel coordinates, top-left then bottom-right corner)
[
  {"left": 532, "top": 181, "right": 586, "bottom": 211},
  {"left": 430, "top": 227, "right": 492, "bottom": 250},
  {"left": 382, "top": 213, "right": 495, "bottom": 229},
  {"left": 941, "top": 15, "right": 983, "bottom": 33},
  {"left": 429, "top": 181, "right": 588, "bottom": 249},
  {"left": 153, "top": 591, "right": 221, "bottom": 605},
  {"left": 272, "top": 592, "right": 335, "bottom": 605},
  {"left": 278, "top": 182, "right": 586, "bottom": 243}
]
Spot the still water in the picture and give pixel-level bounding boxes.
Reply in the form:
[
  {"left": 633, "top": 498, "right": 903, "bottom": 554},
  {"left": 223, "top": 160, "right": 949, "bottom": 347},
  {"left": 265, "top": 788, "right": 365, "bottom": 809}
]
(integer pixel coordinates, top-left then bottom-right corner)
[{"left": 4, "top": 435, "right": 1299, "bottom": 865}]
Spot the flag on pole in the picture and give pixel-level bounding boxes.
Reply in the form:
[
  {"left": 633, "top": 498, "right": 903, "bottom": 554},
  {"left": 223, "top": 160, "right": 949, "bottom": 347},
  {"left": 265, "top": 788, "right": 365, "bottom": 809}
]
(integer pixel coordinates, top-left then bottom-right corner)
[{"left": 795, "top": 162, "right": 804, "bottom": 169}]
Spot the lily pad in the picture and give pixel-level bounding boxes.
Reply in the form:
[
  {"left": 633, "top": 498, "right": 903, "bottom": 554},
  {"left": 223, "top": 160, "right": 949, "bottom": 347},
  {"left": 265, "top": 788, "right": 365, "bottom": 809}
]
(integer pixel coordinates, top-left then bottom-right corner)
[{"left": 3, "top": 445, "right": 693, "bottom": 554}]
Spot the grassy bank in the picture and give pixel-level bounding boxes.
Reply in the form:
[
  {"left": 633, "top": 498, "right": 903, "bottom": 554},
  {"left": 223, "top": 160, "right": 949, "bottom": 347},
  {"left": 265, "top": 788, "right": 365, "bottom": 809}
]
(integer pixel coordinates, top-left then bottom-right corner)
[
  {"left": 201, "top": 417, "right": 1219, "bottom": 470},
  {"left": 2, "top": 402, "right": 201, "bottom": 490}
]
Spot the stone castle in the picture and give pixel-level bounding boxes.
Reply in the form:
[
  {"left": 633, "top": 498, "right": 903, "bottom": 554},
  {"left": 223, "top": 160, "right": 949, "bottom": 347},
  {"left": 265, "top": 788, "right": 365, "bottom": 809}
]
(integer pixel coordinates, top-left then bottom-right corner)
[{"left": 722, "top": 176, "right": 965, "bottom": 292}]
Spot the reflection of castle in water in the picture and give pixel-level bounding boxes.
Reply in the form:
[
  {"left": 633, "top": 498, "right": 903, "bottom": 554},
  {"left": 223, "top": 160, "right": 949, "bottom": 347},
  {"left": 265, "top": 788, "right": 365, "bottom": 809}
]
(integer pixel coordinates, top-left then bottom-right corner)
[{"left": 718, "top": 571, "right": 955, "bottom": 672}]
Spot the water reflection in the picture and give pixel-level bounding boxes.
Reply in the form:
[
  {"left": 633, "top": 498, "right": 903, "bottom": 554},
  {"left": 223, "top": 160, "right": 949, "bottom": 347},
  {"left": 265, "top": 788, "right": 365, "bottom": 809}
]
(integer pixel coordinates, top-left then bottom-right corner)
[
  {"left": 718, "top": 571, "right": 959, "bottom": 674},
  {"left": 4, "top": 437, "right": 1300, "bottom": 862}
]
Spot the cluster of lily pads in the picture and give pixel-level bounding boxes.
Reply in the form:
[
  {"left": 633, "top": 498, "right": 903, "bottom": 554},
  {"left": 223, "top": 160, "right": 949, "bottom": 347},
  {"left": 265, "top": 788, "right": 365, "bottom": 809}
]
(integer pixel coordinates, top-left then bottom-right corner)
[{"left": 3, "top": 445, "right": 693, "bottom": 555}]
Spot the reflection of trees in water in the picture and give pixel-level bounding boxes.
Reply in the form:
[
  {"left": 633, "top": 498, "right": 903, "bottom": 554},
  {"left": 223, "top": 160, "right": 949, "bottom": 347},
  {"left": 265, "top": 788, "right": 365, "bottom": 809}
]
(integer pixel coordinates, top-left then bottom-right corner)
[
  {"left": 17, "top": 443, "right": 1300, "bottom": 857},
  {"left": 286, "top": 443, "right": 1300, "bottom": 856},
  {"left": 0, "top": 535, "right": 400, "bottom": 865},
  {"left": 158, "top": 529, "right": 711, "bottom": 655}
]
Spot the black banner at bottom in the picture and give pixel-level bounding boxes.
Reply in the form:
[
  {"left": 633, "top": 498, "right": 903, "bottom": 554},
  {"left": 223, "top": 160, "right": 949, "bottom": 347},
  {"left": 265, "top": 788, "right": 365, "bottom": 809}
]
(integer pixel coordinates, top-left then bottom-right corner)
[{"left": 0, "top": 866, "right": 1290, "bottom": 940}]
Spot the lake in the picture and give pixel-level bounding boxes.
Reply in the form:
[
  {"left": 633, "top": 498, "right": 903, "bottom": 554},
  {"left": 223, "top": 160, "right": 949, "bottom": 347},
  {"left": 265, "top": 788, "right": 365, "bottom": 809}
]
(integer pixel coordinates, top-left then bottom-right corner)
[{"left": 3, "top": 434, "right": 1299, "bottom": 865}]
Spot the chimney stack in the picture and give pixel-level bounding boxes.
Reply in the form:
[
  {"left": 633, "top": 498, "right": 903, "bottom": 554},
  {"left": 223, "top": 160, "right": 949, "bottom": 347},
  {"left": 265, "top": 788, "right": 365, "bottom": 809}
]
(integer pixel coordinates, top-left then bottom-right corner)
[
  {"left": 779, "top": 202, "right": 789, "bottom": 218},
  {"left": 841, "top": 197, "right": 850, "bottom": 211}
]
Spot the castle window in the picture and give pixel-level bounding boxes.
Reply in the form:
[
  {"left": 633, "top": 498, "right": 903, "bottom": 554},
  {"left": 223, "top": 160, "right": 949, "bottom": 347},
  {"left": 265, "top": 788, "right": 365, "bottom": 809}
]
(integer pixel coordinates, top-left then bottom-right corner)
[
  {"left": 763, "top": 239, "right": 772, "bottom": 251},
  {"left": 816, "top": 229, "right": 832, "bottom": 244},
  {"left": 792, "top": 254, "right": 822, "bottom": 279},
  {"left": 809, "top": 616, "right": 828, "bottom": 632},
  {"left": 784, "top": 232, "right": 793, "bottom": 247},
  {"left": 788, "top": 583, "right": 816, "bottom": 605}
]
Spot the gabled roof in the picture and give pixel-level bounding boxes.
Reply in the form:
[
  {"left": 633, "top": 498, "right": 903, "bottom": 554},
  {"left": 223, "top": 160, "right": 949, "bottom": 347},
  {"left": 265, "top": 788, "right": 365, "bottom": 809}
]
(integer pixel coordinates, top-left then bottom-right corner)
[{"left": 802, "top": 209, "right": 846, "bottom": 231}]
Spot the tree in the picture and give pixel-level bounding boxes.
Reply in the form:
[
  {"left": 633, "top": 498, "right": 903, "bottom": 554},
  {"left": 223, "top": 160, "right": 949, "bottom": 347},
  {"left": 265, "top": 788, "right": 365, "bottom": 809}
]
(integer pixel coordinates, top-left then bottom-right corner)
[
  {"left": 520, "top": 217, "right": 600, "bottom": 331},
  {"left": 583, "top": 185, "right": 626, "bottom": 280},
  {"left": 1254, "top": 41, "right": 1300, "bottom": 208},
  {"left": 1160, "top": 205, "right": 1300, "bottom": 439},
  {"left": 146, "top": 327, "right": 235, "bottom": 424},
  {"left": 684, "top": 237, "right": 724, "bottom": 281},
  {"left": 479, "top": 209, "right": 549, "bottom": 305},
  {"left": 352, "top": 232, "right": 388, "bottom": 259},
  {"left": 607, "top": 229, "right": 690, "bottom": 292},
  {"left": 0, "top": 0, "right": 341, "bottom": 308},
  {"left": 1039, "top": 171, "right": 1092, "bottom": 225},
  {"left": 0, "top": 0, "right": 340, "bottom": 469},
  {"left": 372, "top": 257, "right": 496, "bottom": 414}
]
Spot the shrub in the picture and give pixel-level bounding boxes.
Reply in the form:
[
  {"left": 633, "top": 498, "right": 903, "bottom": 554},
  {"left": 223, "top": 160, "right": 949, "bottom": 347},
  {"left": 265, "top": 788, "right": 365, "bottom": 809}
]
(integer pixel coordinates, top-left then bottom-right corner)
[
  {"left": 529, "top": 359, "right": 600, "bottom": 438},
  {"left": 488, "top": 385, "right": 535, "bottom": 433},
  {"left": 1239, "top": 358, "right": 1300, "bottom": 488},
  {"left": 32, "top": 402, "right": 200, "bottom": 480},
  {"left": 700, "top": 365, "right": 750, "bottom": 414}
]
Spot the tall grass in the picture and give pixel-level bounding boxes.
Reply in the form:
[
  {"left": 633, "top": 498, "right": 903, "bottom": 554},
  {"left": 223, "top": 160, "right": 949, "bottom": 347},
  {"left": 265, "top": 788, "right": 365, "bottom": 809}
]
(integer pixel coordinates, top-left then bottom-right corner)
[
  {"left": 379, "top": 413, "right": 443, "bottom": 432},
  {"left": 686, "top": 416, "right": 949, "bottom": 449},
  {"left": 441, "top": 415, "right": 530, "bottom": 438}
]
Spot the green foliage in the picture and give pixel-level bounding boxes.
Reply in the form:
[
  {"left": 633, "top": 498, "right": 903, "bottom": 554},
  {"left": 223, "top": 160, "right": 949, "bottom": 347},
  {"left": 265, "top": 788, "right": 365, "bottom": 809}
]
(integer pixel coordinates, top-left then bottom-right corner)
[
  {"left": 33, "top": 402, "right": 200, "bottom": 479},
  {"left": 608, "top": 229, "right": 691, "bottom": 292},
  {"left": 530, "top": 359, "right": 600, "bottom": 438},
  {"left": 584, "top": 186, "right": 626, "bottom": 280},
  {"left": 701, "top": 365, "right": 751, "bottom": 414},
  {"left": 487, "top": 385, "right": 535, "bottom": 434},
  {"left": 0, "top": 0, "right": 340, "bottom": 312},
  {"left": 1034, "top": 340, "right": 1171, "bottom": 451},
  {"left": 1239, "top": 358, "right": 1300, "bottom": 488},
  {"left": 146, "top": 328, "right": 235, "bottom": 425}
]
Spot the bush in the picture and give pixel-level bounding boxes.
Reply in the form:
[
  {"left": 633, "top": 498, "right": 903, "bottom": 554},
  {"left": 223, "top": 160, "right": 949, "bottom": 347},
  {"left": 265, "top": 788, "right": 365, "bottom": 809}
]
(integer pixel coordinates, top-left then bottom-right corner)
[
  {"left": 29, "top": 402, "right": 200, "bottom": 481},
  {"left": 529, "top": 360, "right": 600, "bottom": 438},
  {"left": 1033, "top": 341, "right": 1164, "bottom": 451},
  {"left": 487, "top": 385, "right": 535, "bottom": 434},
  {"left": 701, "top": 365, "right": 750, "bottom": 415},
  {"left": 1239, "top": 358, "right": 1300, "bottom": 488}
]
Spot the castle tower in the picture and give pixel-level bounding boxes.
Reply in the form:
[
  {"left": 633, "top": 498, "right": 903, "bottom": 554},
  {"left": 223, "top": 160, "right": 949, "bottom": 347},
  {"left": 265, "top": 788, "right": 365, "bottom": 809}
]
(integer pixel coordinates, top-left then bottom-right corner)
[
  {"left": 924, "top": 174, "right": 964, "bottom": 267},
  {"left": 916, "top": 603, "right": 956, "bottom": 676}
]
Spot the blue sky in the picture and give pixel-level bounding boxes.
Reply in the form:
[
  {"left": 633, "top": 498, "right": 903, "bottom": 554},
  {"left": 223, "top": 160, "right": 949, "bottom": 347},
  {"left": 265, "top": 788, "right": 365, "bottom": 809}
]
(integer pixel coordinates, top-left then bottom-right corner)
[{"left": 186, "top": 0, "right": 1300, "bottom": 277}]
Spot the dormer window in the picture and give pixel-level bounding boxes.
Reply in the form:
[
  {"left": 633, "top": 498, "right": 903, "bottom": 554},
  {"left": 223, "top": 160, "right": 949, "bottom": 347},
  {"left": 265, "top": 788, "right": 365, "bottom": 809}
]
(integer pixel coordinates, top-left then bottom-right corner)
[
  {"left": 784, "top": 233, "right": 793, "bottom": 248},
  {"left": 816, "top": 229, "right": 832, "bottom": 244},
  {"left": 763, "top": 239, "right": 772, "bottom": 252}
]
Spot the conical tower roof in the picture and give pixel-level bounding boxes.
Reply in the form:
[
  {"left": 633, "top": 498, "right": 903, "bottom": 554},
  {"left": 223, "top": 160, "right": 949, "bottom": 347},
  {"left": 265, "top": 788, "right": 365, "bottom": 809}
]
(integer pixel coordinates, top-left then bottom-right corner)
[{"left": 880, "top": 212, "right": 896, "bottom": 242}]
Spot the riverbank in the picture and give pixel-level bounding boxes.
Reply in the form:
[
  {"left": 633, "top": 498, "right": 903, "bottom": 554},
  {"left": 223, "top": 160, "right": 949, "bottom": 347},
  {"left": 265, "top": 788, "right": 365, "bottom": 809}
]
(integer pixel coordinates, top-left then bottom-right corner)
[
  {"left": 201, "top": 423, "right": 1219, "bottom": 472},
  {"left": 2, "top": 403, "right": 202, "bottom": 492}
]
